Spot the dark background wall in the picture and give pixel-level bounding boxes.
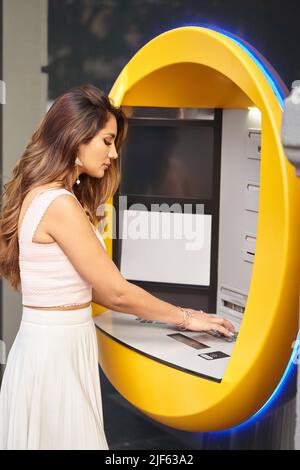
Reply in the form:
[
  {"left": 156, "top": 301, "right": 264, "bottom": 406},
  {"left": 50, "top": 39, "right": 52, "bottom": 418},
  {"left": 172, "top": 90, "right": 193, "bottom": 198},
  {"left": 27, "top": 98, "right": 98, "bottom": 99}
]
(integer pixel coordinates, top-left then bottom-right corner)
[{"left": 48, "top": 0, "right": 300, "bottom": 100}]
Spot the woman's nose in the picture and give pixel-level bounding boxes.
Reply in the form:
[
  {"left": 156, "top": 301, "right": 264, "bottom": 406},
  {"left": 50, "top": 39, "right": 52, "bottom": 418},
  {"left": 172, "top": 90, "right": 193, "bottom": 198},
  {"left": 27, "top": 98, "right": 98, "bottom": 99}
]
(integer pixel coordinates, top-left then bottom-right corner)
[
  {"left": 108, "top": 151, "right": 118, "bottom": 159},
  {"left": 108, "top": 143, "right": 118, "bottom": 159}
]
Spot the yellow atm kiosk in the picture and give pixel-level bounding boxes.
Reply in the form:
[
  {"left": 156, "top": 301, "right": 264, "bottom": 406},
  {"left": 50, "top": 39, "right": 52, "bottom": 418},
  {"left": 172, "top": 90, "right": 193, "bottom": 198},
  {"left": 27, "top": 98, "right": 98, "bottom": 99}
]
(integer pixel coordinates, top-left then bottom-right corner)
[{"left": 92, "top": 26, "right": 300, "bottom": 432}]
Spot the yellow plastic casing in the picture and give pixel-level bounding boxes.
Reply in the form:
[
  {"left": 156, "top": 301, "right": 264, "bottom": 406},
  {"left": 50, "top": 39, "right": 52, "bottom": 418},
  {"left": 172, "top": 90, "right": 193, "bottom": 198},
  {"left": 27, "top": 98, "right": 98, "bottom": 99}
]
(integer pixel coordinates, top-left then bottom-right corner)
[{"left": 93, "top": 26, "right": 300, "bottom": 431}]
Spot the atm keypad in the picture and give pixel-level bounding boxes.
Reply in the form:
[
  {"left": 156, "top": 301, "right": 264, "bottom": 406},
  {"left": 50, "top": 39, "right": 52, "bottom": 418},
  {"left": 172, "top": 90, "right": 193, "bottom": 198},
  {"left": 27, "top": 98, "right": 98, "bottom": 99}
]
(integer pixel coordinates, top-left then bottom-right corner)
[{"left": 207, "top": 330, "right": 239, "bottom": 342}]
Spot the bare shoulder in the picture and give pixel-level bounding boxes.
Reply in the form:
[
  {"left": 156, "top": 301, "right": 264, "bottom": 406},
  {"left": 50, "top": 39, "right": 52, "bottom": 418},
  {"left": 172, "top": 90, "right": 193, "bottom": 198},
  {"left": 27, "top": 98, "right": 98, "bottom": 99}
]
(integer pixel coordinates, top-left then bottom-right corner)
[
  {"left": 45, "top": 192, "right": 92, "bottom": 237},
  {"left": 22, "top": 184, "right": 65, "bottom": 211},
  {"left": 28, "top": 183, "right": 63, "bottom": 198},
  {"left": 44, "top": 192, "right": 104, "bottom": 272}
]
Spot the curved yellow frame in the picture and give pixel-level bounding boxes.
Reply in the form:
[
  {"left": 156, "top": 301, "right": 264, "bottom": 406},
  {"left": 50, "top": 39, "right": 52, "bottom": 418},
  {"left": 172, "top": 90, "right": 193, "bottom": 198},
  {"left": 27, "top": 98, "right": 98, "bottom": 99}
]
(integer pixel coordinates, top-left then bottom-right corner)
[{"left": 93, "top": 26, "right": 300, "bottom": 431}]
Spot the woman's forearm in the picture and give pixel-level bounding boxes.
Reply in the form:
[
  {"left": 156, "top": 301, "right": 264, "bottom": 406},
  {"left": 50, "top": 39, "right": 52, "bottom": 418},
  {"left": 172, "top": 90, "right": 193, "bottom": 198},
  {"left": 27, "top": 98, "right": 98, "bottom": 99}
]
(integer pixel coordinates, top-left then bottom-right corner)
[
  {"left": 114, "top": 280, "right": 185, "bottom": 325},
  {"left": 92, "top": 281, "right": 235, "bottom": 336}
]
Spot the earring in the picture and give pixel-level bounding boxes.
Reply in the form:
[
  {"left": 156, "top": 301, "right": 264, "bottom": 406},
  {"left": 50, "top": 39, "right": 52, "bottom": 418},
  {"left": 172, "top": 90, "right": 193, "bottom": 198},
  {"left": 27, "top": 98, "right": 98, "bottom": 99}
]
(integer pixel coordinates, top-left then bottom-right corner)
[
  {"left": 75, "top": 157, "right": 83, "bottom": 185},
  {"left": 76, "top": 165, "right": 80, "bottom": 185}
]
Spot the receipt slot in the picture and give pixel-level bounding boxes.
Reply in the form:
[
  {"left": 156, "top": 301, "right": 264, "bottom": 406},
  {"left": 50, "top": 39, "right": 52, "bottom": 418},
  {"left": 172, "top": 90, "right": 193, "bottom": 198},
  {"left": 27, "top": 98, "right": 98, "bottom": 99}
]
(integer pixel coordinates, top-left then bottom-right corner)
[{"left": 93, "top": 26, "right": 300, "bottom": 432}]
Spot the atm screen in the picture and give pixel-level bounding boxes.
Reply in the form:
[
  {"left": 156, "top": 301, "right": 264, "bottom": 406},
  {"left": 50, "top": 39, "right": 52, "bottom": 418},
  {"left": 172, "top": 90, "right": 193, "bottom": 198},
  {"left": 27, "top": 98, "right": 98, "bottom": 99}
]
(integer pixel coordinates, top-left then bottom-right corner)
[{"left": 120, "top": 124, "right": 214, "bottom": 199}]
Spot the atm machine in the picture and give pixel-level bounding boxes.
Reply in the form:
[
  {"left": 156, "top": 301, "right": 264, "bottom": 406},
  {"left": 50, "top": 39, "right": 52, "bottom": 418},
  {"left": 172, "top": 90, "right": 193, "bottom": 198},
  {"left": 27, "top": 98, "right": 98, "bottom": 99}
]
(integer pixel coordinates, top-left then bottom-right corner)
[{"left": 93, "top": 26, "right": 300, "bottom": 433}]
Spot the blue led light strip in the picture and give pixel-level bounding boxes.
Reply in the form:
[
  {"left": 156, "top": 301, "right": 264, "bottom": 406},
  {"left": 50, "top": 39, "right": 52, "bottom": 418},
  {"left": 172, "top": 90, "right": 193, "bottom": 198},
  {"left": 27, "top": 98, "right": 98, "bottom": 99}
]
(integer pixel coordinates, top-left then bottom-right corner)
[
  {"left": 177, "top": 22, "right": 285, "bottom": 108},
  {"left": 218, "top": 329, "right": 299, "bottom": 434}
]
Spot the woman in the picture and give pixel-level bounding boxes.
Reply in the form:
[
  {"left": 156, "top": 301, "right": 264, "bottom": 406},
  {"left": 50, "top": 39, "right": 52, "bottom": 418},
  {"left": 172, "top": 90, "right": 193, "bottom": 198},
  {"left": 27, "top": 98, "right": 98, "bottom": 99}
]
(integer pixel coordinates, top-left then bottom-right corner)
[{"left": 0, "top": 84, "right": 234, "bottom": 450}]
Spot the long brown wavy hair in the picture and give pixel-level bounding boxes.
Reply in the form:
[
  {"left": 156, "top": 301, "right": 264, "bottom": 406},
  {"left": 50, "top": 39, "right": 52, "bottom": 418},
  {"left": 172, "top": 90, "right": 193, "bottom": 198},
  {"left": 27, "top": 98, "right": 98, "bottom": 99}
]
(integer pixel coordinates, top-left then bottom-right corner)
[{"left": 0, "top": 84, "right": 128, "bottom": 290}]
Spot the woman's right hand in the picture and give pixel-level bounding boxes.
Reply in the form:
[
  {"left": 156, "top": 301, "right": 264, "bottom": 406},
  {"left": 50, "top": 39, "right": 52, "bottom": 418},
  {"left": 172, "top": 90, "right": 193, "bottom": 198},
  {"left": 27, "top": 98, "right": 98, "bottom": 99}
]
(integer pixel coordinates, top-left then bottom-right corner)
[{"left": 181, "top": 308, "right": 235, "bottom": 337}]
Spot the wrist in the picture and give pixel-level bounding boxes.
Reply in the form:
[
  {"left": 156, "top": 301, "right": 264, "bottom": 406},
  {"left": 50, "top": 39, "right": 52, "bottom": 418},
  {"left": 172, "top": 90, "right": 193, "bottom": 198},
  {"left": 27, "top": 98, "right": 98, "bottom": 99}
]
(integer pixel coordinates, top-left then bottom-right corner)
[{"left": 174, "top": 306, "right": 195, "bottom": 330}]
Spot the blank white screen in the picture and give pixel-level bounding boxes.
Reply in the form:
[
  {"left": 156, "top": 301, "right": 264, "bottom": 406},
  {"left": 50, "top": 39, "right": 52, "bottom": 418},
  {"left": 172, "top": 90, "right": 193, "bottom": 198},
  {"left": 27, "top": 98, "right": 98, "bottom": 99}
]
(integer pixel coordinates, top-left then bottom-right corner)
[{"left": 120, "top": 210, "right": 212, "bottom": 286}]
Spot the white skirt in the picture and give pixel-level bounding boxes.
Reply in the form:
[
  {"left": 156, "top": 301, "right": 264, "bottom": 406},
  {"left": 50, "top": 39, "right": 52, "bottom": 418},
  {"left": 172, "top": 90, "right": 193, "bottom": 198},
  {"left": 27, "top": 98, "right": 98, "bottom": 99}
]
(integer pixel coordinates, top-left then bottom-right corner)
[{"left": 0, "top": 305, "right": 109, "bottom": 450}]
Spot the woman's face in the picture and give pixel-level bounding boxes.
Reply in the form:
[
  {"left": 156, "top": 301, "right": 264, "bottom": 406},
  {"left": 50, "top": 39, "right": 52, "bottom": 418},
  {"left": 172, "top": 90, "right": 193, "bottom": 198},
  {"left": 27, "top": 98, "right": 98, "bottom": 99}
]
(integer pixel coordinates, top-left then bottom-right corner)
[{"left": 77, "top": 113, "right": 118, "bottom": 179}]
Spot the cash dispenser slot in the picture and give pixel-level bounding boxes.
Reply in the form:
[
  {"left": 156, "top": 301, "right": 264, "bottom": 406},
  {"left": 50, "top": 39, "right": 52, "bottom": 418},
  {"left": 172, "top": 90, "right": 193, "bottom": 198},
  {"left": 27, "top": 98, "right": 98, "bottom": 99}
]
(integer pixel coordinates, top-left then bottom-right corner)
[{"left": 219, "top": 285, "right": 247, "bottom": 319}]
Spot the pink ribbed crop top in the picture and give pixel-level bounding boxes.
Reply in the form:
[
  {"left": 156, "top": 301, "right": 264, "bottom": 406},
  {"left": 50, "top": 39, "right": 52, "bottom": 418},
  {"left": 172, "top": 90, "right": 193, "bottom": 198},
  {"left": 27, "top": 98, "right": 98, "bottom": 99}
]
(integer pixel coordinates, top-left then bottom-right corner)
[{"left": 19, "top": 187, "right": 107, "bottom": 307}]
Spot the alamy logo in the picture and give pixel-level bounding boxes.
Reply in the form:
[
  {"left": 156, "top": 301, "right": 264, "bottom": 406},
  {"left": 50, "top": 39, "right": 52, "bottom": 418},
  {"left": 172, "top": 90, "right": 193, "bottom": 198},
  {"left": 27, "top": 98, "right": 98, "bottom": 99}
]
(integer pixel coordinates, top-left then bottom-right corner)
[{"left": 96, "top": 196, "right": 207, "bottom": 251}]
